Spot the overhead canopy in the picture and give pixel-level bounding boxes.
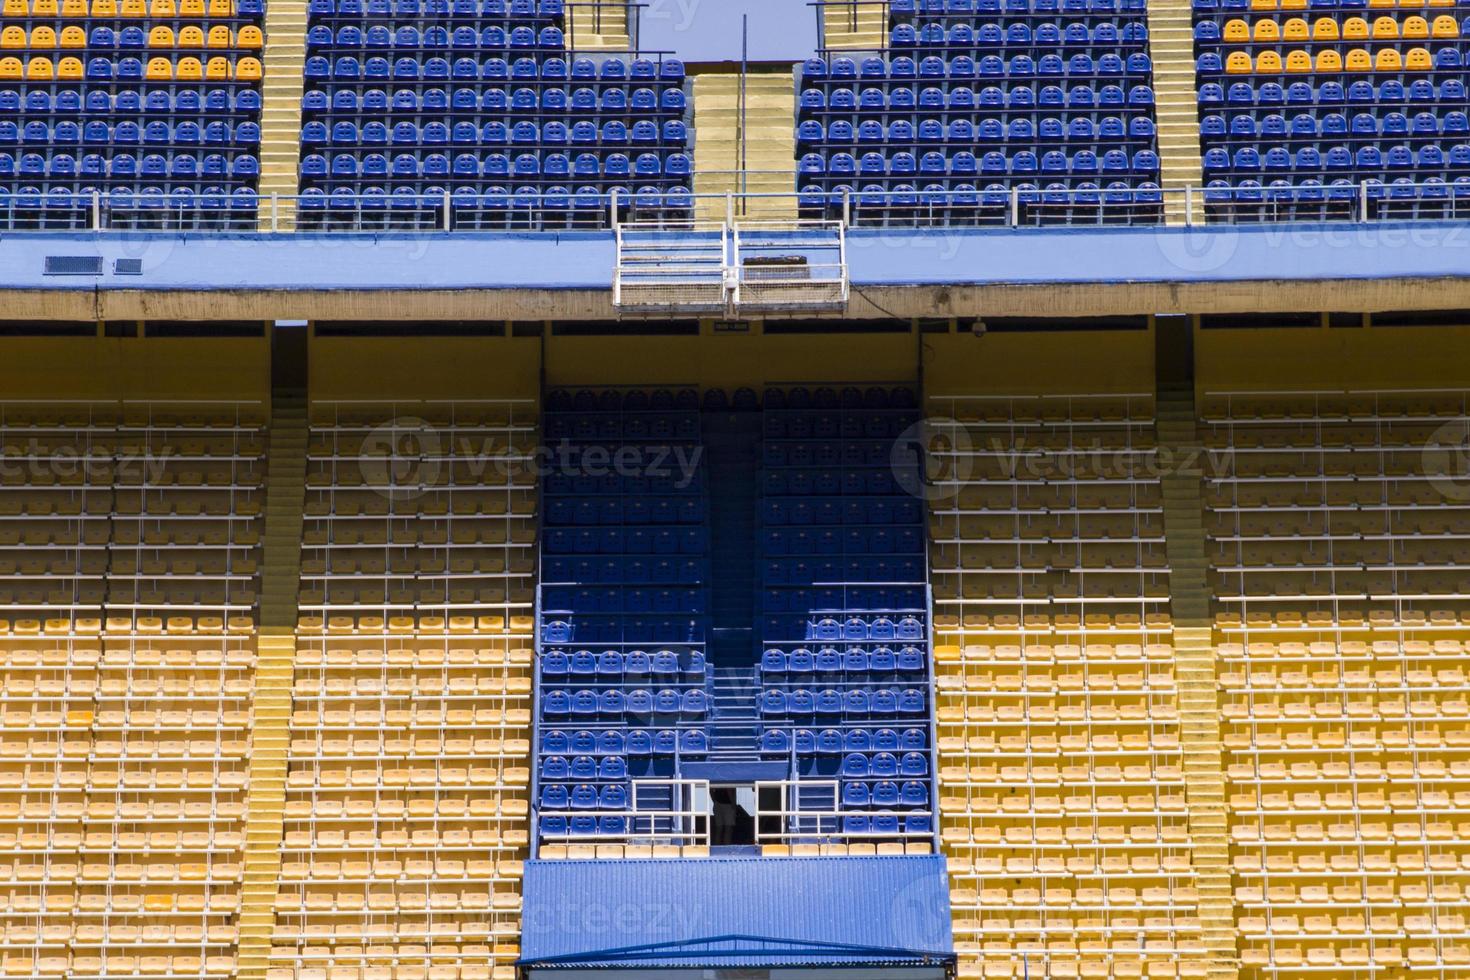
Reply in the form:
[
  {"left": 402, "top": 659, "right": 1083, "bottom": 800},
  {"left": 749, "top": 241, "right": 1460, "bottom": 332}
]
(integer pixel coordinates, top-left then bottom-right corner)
[{"left": 519, "top": 855, "right": 954, "bottom": 971}]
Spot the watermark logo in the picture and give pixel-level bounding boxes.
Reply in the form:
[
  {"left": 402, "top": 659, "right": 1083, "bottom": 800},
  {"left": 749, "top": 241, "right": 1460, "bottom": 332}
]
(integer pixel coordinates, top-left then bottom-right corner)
[
  {"left": 359, "top": 417, "right": 442, "bottom": 500},
  {"left": 1426, "top": 420, "right": 1470, "bottom": 503},
  {"left": 890, "top": 416, "right": 974, "bottom": 502}
]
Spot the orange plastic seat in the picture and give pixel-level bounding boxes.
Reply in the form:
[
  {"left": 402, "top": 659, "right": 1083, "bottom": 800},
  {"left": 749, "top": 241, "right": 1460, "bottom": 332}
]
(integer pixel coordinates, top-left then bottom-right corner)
[
  {"left": 59, "top": 25, "right": 87, "bottom": 46},
  {"left": 1431, "top": 15, "right": 1458, "bottom": 36},
  {"left": 205, "top": 24, "right": 231, "bottom": 46},
  {"left": 91, "top": 0, "right": 117, "bottom": 11},
  {"left": 175, "top": 55, "right": 202, "bottom": 78},
  {"left": 120, "top": 0, "right": 145, "bottom": 14},
  {"left": 25, "top": 56, "right": 53, "bottom": 78},
  {"left": 234, "top": 56, "right": 261, "bottom": 80},
  {"left": 1402, "top": 15, "right": 1428, "bottom": 36},
  {"left": 1371, "top": 15, "right": 1399, "bottom": 36},
  {"left": 178, "top": 0, "right": 203, "bottom": 12},
  {"left": 1224, "top": 18, "right": 1249, "bottom": 40},
  {"left": 30, "top": 0, "right": 57, "bottom": 12},
  {"left": 1, "top": 0, "right": 24, "bottom": 13},
  {"left": 178, "top": 24, "right": 204, "bottom": 45},
  {"left": 1343, "top": 16, "right": 1369, "bottom": 37},
  {"left": 0, "top": 27, "right": 24, "bottom": 49},
  {"left": 1315, "top": 48, "right": 1343, "bottom": 70},
  {"left": 1312, "top": 17, "right": 1340, "bottom": 38},
  {"left": 1250, "top": 0, "right": 1276, "bottom": 9},
  {"left": 149, "top": 0, "right": 175, "bottom": 12},
  {"left": 1368, "top": 0, "right": 1394, "bottom": 7},
  {"left": 1285, "top": 49, "right": 1312, "bottom": 71},
  {"left": 29, "top": 25, "right": 56, "bottom": 46},
  {"left": 0, "top": 56, "right": 18, "bottom": 77},
  {"left": 1374, "top": 47, "right": 1402, "bottom": 69},
  {"left": 237, "top": 24, "right": 262, "bottom": 47},
  {"left": 1253, "top": 19, "right": 1281, "bottom": 39},
  {"left": 1226, "top": 51, "right": 1253, "bottom": 73},
  {"left": 148, "top": 25, "right": 176, "bottom": 46},
  {"left": 56, "top": 55, "right": 81, "bottom": 77},
  {"left": 204, "top": 55, "right": 228, "bottom": 77},
  {"left": 1256, "top": 50, "right": 1283, "bottom": 71},
  {"left": 145, "top": 56, "right": 172, "bottom": 78},
  {"left": 59, "top": 0, "right": 85, "bottom": 13},
  {"left": 1283, "top": 17, "right": 1309, "bottom": 38},
  {"left": 1281, "top": 0, "right": 1306, "bottom": 9},
  {"left": 1404, "top": 46, "right": 1431, "bottom": 68},
  {"left": 206, "top": 0, "right": 232, "bottom": 13},
  {"left": 1345, "top": 47, "right": 1371, "bottom": 69}
]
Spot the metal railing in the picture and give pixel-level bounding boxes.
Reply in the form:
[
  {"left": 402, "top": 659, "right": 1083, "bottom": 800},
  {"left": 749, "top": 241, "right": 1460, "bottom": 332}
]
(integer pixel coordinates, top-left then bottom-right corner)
[
  {"left": 754, "top": 778, "right": 933, "bottom": 847},
  {"left": 5, "top": 183, "right": 1470, "bottom": 233},
  {"left": 536, "top": 778, "right": 712, "bottom": 848}
]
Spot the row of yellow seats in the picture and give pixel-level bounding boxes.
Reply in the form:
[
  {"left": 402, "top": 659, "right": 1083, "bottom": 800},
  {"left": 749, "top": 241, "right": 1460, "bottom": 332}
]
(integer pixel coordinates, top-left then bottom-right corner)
[
  {"left": 0, "top": 24, "right": 260, "bottom": 48},
  {"left": 1226, "top": 46, "right": 1438, "bottom": 71},
  {"left": 0, "top": 54, "right": 259, "bottom": 78},
  {"left": 1249, "top": 0, "right": 1458, "bottom": 7},
  {"left": 2, "top": 0, "right": 235, "bottom": 15},
  {"left": 1225, "top": 14, "right": 1460, "bottom": 39}
]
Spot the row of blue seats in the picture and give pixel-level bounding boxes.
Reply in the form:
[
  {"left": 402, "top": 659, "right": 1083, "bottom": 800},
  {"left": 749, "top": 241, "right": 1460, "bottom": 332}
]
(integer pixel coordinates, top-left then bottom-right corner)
[
  {"left": 764, "top": 412, "right": 917, "bottom": 439},
  {"left": 0, "top": 185, "right": 257, "bottom": 208},
  {"left": 762, "top": 646, "right": 928, "bottom": 673},
  {"left": 542, "top": 559, "right": 706, "bottom": 586},
  {"left": 0, "top": 120, "right": 257, "bottom": 144},
  {"left": 1203, "top": 142, "right": 1470, "bottom": 169},
  {"left": 797, "top": 117, "right": 1157, "bottom": 143},
  {"left": 756, "top": 727, "right": 929, "bottom": 753},
  {"left": 307, "top": 118, "right": 685, "bottom": 145},
  {"left": 295, "top": 185, "right": 693, "bottom": 211},
  {"left": 1204, "top": 112, "right": 1470, "bottom": 136},
  {"left": 839, "top": 782, "right": 932, "bottom": 810},
  {"left": 543, "top": 417, "right": 700, "bottom": 441},
  {"left": 1200, "top": 78, "right": 1469, "bottom": 102},
  {"left": 305, "top": 56, "right": 686, "bottom": 82},
  {"left": 546, "top": 499, "right": 705, "bottom": 525},
  {"left": 540, "top": 588, "right": 707, "bottom": 614},
  {"left": 545, "top": 473, "right": 704, "bottom": 496},
  {"left": 1193, "top": 0, "right": 1469, "bottom": 10},
  {"left": 766, "top": 387, "right": 918, "bottom": 410},
  {"left": 543, "top": 527, "right": 705, "bottom": 554},
  {"left": 800, "top": 149, "right": 1160, "bottom": 176},
  {"left": 892, "top": 0, "right": 1147, "bottom": 13},
  {"left": 837, "top": 752, "right": 930, "bottom": 778},
  {"left": 798, "top": 182, "right": 1166, "bottom": 207},
  {"left": 304, "top": 88, "right": 686, "bottom": 114},
  {"left": 0, "top": 155, "right": 255, "bottom": 176},
  {"left": 766, "top": 558, "right": 927, "bottom": 586},
  {"left": 763, "top": 470, "right": 906, "bottom": 496},
  {"left": 802, "top": 54, "right": 1153, "bottom": 79},
  {"left": 540, "top": 755, "right": 639, "bottom": 781},
  {"left": 540, "top": 648, "right": 705, "bottom": 678},
  {"left": 303, "top": 152, "right": 689, "bottom": 177},
  {"left": 541, "top": 728, "right": 711, "bottom": 755},
  {"left": 1197, "top": 48, "right": 1468, "bottom": 70},
  {"left": 308, "top": 25, "right": 573, "bottom": 48},
  {"left": 763, "top": 444, "right": 898, "bottom": 468},
  {"left": 541, "top": 688, "right": 709, "bottom": 717},
  {"left": 538, "top": 785, "right": 631, "bottom": 811},
  {"left": 890, "top": 22, "right": 1149, "bottom": 48},
  {"left": 764, "top": 529, "right": 926, "bottom": 557},
  {"left": 546, "top": 389, "right": 702, "bottom": 411},
  {"left": 759, "top": 688, "right": 929, "bottom": 717},
  {"left": 761, "top": 499, "right": 925, "bottom": 526},
  {"left": 800, "top": 87, "right": 1157, "bottom": 111},
  {"left": 1, "top": 88, "right": 260, "bottom": 114},
  {"left": 764, "top": 591, "right": 927, "bottom": 616},
  {"left": 309, "top": 0, "right": 560, "bottom": 14}
]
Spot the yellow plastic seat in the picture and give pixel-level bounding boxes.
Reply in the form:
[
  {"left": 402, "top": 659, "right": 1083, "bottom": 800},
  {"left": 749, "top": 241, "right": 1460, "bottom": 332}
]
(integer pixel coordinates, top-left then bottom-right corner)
[
  {"left": 205, "top": 24, "right": 231, "bottom": 46},
  {"left": 1285, "top": 49, "right": 1312, "bottom": 71},
  {"left": 56, "top": 55, "right": 81, "bottom": 77},
  {"left": 1432, "top": 15, "right": 1458, "bottom": 36},
  {"left": 59, "top": 0, "right": 85, "bottom": 12},
  {"left": 1251, "top": 0, "right": 1276, "bottom": 9},
  {"left": 176, "top": 55, "right": 202, "bottom": 78},
  {"left": 1368, "top": 0, "right": 1394, "bottom": 7},
  {"left": 1256, "top": 50, "right": 1283, "bottom": 71},
  {"left": 59, "top": 25, "right": 87, "bottom": 46},
  {"left": 0, "top": 56, "right": 19, "bottom": 77},
  {"left": 120, "top": 0, "right": 145, "bottom": 13},
  {"left": 1404, "top": 46, "right": 1431, "bottom": 68},
  {"left": 1224, "top": 18, "right": 1250, "bottom": 40},
  {"left": 1372, "top": 15, "right": 1399, "bottom": 36},
  {"left": 1345, "top": 47, "right": 1371, "bottom": 69},
  {"left": 1225, "top": 50, "right": 1253, "bottom": 72},
  {"left": 1253, "top": 19, "right": 1281, "bottom": 39},
  {"left": 204, "top": 55, "right": 228, "bottom": 77},
  {"left": 1283, "top": 17, "right": 1309, "bottom": 38},
  {"left": 145, "top": 56, "right": 172, "bottom": 78},
  {"left": 1, "top": 0, "right": 24, "bottom": 14},
  {"left": 149, "top": 0, "right": 175, "bottom": 12},
  {"left": 206, "top": 0, "right": 232, "bottom": 13},
  {"left": 148, "top": 25, "right": 176, "bottom": 47},
  {"left": 30, "top": 26, "right": 56, "bottom": 46},
  {"left": 1312, "top": 16, "right": 1340, "bottom": 37},
  {"left": 1343, "top": 16, "right": 1369, "bottom": 37},
  {"left": 0, "top": 27, "right": 24, "bottom": 49},
  {"left": 178, "top": 24, "right": 203, "bottom": 45},
  {"left": 178, "top": 0, "right": 203, "bottom": 12},
  {"left": 25, "top": 56, "right": 53, "bottom": 79},
  {"left": 1315, "top": 48, "right": 1342, "bottom": 69},
  {"left": 91, "top": 0, "right": 117, "bottom": 11},
  {"left": 237, "top": 24, "right": 262, "bottom": 47},
  {"left": 30, "top": 0, "right": 57, "bottom": 12},
  {"left": 1374, "top": 47, "right": 1402, "bottom": 69},
  {"left": 1281, "top": 0, "right": 1306, "bottom": 9},
  {"left": 234, "top": 56, "right": 261, "bottom": 80}
]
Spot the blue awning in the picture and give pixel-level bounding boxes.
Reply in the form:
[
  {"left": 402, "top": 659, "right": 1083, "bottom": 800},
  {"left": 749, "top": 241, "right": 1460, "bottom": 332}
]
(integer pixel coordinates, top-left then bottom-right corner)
[{"left": 519, "top": 855, "right": 954, "bottom": 970}]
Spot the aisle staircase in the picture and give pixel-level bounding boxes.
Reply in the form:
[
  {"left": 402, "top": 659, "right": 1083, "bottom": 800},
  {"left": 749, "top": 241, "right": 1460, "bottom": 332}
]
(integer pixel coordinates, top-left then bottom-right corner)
[
  {"left": 708, "top": 665, "right": 761, "bottom": 761},
  {"left": 567, "top": 0, "right": 629, "bottom": 49},
  {"left": 1157, "top": 381, "right": 1239, "bottom": 980},
  {"left": 823, "top": 1, "right": 887, "bottom": 49},
  {"left": 1145, "top": 0, "right": 1204, "bottom": 224},
  {"left": 693, "top": 71, "right": 798, "bottom": 222},
  {"left": 255, "top": 0, "right": 309, "bottom": 231}
]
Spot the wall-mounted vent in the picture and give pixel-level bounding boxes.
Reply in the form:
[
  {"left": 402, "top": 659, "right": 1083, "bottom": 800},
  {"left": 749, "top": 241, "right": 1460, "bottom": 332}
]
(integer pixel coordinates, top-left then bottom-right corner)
[
  {"left": 113, "top": 259, "right": 143, "bottom": 276},
  {"left": 43, "top": 256, "right": 103, "bottom": 276}
]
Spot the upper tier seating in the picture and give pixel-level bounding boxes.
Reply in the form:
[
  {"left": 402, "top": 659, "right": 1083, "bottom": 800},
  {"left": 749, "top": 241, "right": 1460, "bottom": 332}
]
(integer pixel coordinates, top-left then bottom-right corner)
[
  {"left": 799, "top": 0, "right": 1162, "bottom": 226},
  {"left": 0, "top": 401, "right": 264, "bottom": 622},
  {"left": 1193, "top": 1, "right": 1470, "bottom": 218},
  {"left": 295, "top": 0, "right": 693, "bottom": 229},
  {"left": 0, "top": 0, "right": 265, "bottom": 229}
]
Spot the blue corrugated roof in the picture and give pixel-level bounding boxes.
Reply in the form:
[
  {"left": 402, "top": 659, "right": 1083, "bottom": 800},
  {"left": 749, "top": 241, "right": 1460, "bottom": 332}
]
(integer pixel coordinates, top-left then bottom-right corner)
[{"left": 519, "top": 855, "right": 954, "bottom": 969}]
